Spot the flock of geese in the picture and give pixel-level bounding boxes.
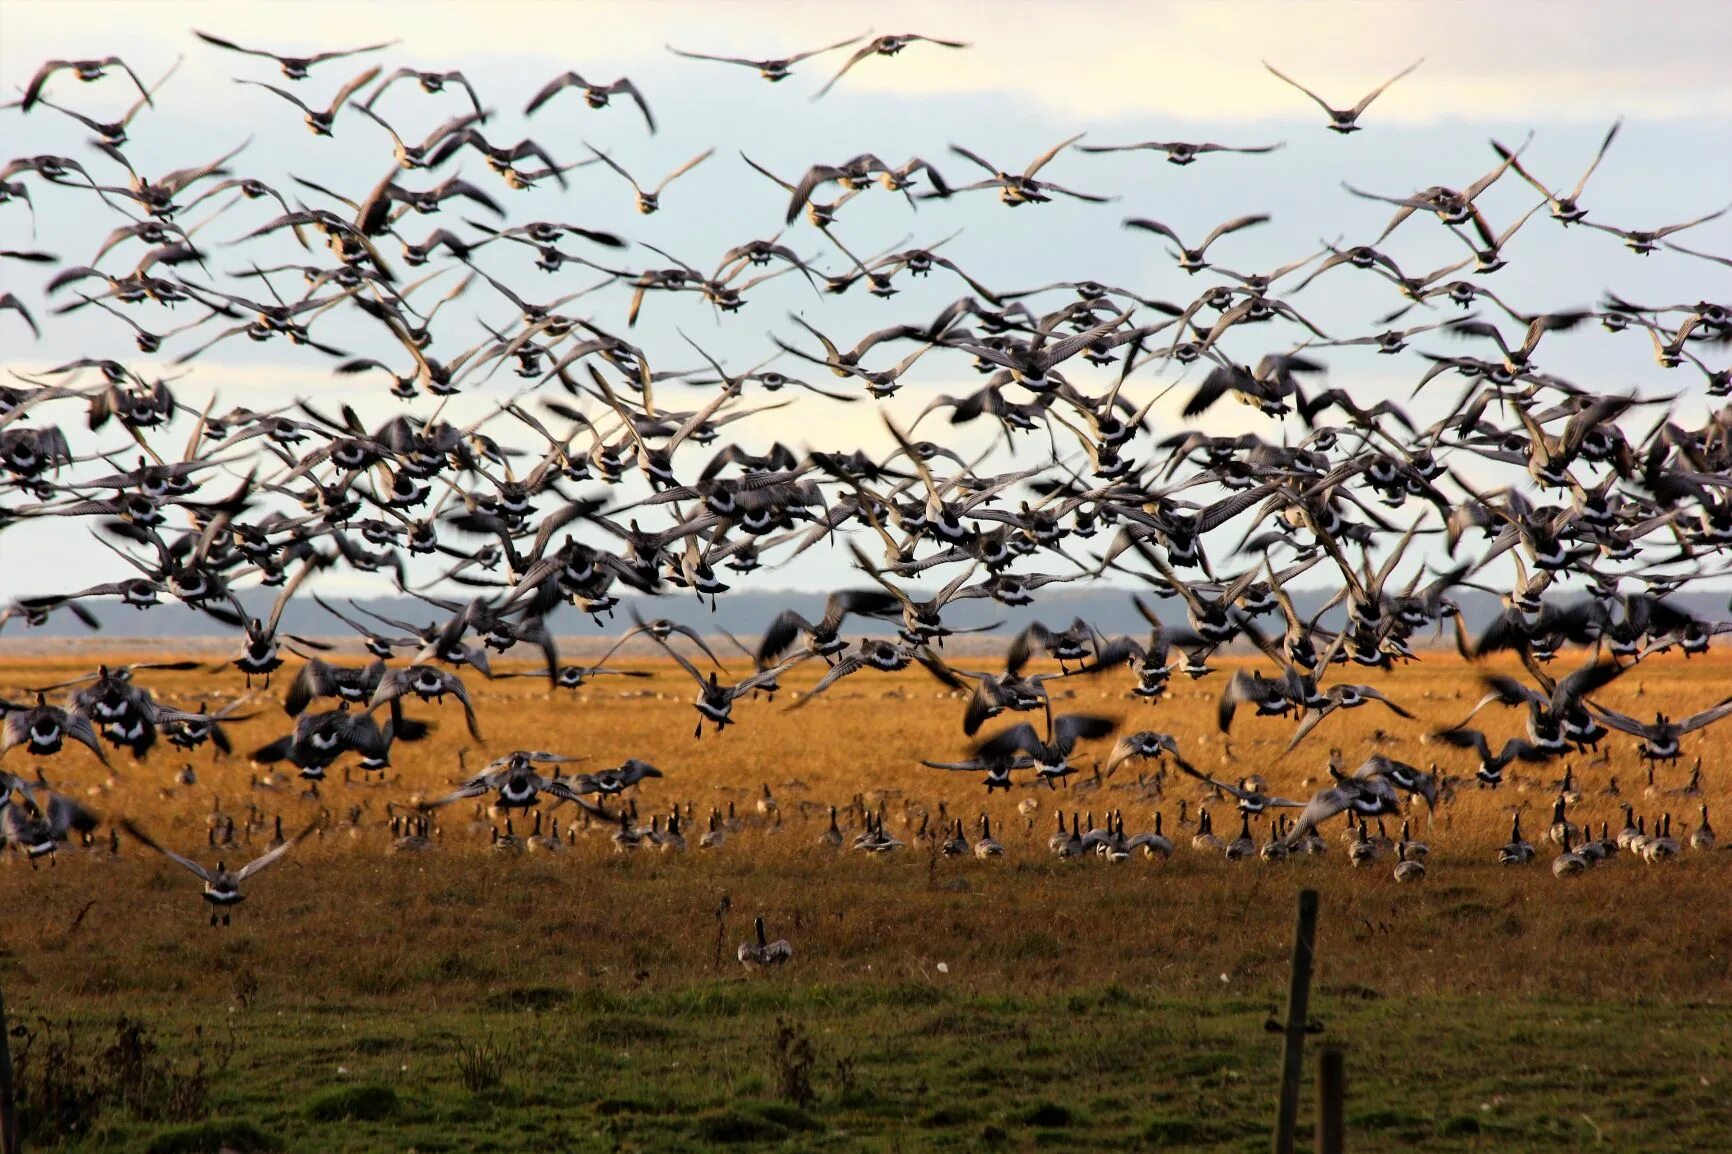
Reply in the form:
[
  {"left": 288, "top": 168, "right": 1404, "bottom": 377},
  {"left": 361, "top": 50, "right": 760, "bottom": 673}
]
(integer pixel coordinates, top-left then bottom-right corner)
[{"left": 3, "top": 30, "right": 1731, "bottom": 957}]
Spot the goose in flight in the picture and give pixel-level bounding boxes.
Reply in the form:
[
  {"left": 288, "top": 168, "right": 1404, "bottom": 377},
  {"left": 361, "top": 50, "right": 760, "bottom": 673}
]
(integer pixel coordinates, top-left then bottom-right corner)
[
  {"left": 814, "top": 33, "right": 970, "bottom": 100},
  {"left": 1262, "top": 57, "right": 1424, "bottom": 133},
  {"left": 667, "top": 33, "right": 866, "bottom": 82},
  {"left": 121, "top": 815, "right": 321, "bottom": 924}
]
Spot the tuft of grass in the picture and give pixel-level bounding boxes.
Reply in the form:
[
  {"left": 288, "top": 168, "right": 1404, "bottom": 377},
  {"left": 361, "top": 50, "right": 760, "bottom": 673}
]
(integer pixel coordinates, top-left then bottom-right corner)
[
  {"left": 1012, "top": 1100, "right": 1081, "bottom": 1128},
  {"left": 746, "top": 1100, "right": 825, "bottom": 1132},
  {"left": 302, "top": 1084, "right": 399, "bottom": 1122},
  {"left": 694, "top": 1108, "right": 787, "bottom": 1143},
  {"left": 146, "top": 1119, "right": 282, "bottom": 1154},
  {"left": 455, "top": 1037, "right": 505, "bottom": 1093}
]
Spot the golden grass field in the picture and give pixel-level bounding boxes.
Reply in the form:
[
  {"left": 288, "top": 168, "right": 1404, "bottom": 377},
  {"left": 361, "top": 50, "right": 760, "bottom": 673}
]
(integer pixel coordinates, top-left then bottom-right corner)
[{"left": 4, "top": 646, "right": 1732, "bottom": 1152}]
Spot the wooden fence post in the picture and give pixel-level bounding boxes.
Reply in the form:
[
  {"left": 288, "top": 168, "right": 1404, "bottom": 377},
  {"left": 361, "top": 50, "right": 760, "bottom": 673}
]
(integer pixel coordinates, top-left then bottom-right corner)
[
  {"left": 1271, "top": 889, "right": 1320, "bottom": 1154},
  {"left": 0, "top": 980, "right": 19, "bottom": 1154},
  {"left": 1316, "top": 1046, "right": 1345, "bottom": 1154}
]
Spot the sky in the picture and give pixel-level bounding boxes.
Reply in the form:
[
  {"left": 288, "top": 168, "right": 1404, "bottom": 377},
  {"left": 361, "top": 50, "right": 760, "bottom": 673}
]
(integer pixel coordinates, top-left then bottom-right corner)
[{"left": 1, "top": 0, "right": 1730, "bottom": 605}]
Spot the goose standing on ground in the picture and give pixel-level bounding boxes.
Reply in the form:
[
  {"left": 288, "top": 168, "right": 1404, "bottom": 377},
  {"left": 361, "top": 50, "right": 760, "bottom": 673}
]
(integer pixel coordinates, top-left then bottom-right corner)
[
  {"left": 1127, "top": 813, "right": 1173, "bottom": 859},
  {"left": 818, "top": 805, "right": 843, "bottom": 848},
  {"left": 1395, "top": 818, "right": 1428, "bottom": 863},
  {"left": 974, "top": 814, "right": 1004, "bottom": 858},
  {"left": 1553, "top": 827, "right": 1590, "bottom": 877},
  {"left": 1498, "top": 813, "right": 1536, "bottom": 865},
  {"left": 121, "top": 815, "right": 320, "bottom": 924},
  {"left": 1393, "top": 843, "right": 1426, "bottom": 882},
  {"left": 738, "top": 916, "right": 794, "bottom": 969},
  {"left": 1691, "top": 804, "right": 1716, "bottom": 851}
]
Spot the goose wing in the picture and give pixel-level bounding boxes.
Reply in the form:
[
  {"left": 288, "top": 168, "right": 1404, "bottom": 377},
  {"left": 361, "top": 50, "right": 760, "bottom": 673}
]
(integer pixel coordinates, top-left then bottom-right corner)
[
  {"left": 236, "top": 816, "right": 321, "bottom": 881},
  {"left": 119, "top": 819, "right": 211, "bottom": 882}
]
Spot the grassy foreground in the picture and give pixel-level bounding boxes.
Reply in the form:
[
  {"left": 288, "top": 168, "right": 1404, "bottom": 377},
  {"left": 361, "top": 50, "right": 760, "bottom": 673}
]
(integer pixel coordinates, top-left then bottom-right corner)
[
  {"left": 7, "top": 976, "right": 1732, "bottom": 1153},
  {"left": 4, "top": 649, "right": 1732, "bottom": 1150}
]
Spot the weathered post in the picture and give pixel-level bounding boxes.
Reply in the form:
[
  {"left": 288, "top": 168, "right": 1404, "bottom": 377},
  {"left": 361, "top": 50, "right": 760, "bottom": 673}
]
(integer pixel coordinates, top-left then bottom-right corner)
[
  {"left": 1316, "top": 1046, "right": 1345, "bottom": 1154},
  {"left": 1271, "top": 889, "right": 1320, "bottom": 1154},
  {"left": 0, "top": 981, "right": 18, "bottom": 1154}
]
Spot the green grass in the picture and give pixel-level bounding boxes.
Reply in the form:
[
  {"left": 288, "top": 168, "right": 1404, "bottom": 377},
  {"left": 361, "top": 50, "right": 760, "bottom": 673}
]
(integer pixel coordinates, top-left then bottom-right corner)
[{"left": 11, "top": 983, "right": 1732, "bottom": 1153}]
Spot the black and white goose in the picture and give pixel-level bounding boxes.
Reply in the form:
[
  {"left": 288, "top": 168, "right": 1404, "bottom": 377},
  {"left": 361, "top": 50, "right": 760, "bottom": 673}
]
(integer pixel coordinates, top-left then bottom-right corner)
[
  {"left": 0, "top": 694, "right": 112, "bottom": 767},
  {"left": 121, "top": 814, "right": 321, "bottom": 924},
  {"left": 737, "top": 916, "right": 794, "bottom": 969}
]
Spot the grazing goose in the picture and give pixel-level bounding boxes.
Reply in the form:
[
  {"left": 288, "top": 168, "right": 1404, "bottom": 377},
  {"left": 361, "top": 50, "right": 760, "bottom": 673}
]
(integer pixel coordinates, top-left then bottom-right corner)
[
  {"left": 1055, "top": 812, "right": 1086, "bottom": 858},
  {"left": 1260, "top": 818, "right": 1290, "bottom": 862},
  {"left": 1547, "top": 797, "right": 1579, "bottom": 845},
  {"left": 941, "top": 819, "right": 970, "bottom": 857},
  {"left": 1348, "top": 819, "right": 1379, "bottom": 867},
  {"left": 1224, "top": 812, "right": 1256, "bottom": 860},
  {"left": 121, "top": 815, "right": 319, "bottom": 924},
  {"left": 525, "top": 810, "right": 563, "bottom": 853},
  {"left": 1395, "top": 819, "right": 1429, "bottom": 864},
  {"left": 1577, "top": 822, "right": 1613, "bottom": 863},
  {"left": 1392, "top": 843, "right": 1426, "bottom": 882},
  {"left": 1498, "top": 813, "right": 1536, "bottom": 865},
  {"left": 1691, "top": 804, "right": 1716, "bottom": 851},
  {"left": 390, "top": 814, "right": 433, "bottom": 853},
  {"left": 660, "top": 812, "right": 687, "bottom": 852},
  {"left": 818, "top": 805, "right": 844, "bottom": 848},
  {"left": 1047, "top": 810, "right": 1071, "bottom": 853},
  {"left": 1126, "top": 813, "right": 1173, "bottom": 859},
  {"left": 853, "top": 813, "right": 906, "bottom": 854},
  {"left": 1625, "top": 816, "right": 1650, "bottom": 857},
  {"left": 738, "top": 917, "right": 793, "bottom": 969},
  {"left": 1552, "top": 827, "right": 1590, "bottom": 877},
  {"left": 491, "top": 818, "right": 526, "bottom": 855},
  {"left": 1190, "top": 808, "right": 1223, "bottom": 853},
  {"left": 974, "top": 815, "right": 1004, "bottom": 858},
  {"left": 1615, "top": 805, "right": 1642, "bottom": 851},
  {"left": 611, "top": 810, "right": 643, "bottom": 852},
  {"left": 1642, "top": 815, "right": 1679, "bottom": 863},
  {"left": 699, "top": 810, "right": 727, "bottom": 850}
]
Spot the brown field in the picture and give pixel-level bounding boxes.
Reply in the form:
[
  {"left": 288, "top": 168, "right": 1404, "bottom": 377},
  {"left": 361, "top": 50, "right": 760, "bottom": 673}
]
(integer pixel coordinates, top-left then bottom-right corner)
[{"left": 4, "top": 647, "right": 1732, "bottom": 1152}]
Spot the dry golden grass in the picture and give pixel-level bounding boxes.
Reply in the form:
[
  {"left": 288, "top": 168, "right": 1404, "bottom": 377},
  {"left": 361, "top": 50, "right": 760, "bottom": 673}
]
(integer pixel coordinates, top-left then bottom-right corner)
[
  {"left": 5, "top": 647, "right": 1732, "bottom": 995},
  {"left": 4, "top": 647, "right": 1732, "bottom": 1151}
]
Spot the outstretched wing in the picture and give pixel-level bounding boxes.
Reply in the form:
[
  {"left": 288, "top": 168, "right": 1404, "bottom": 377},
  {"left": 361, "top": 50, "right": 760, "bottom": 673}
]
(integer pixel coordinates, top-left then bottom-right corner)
[
  {"left": 236, "top": 816, "right": 322, "bottom": 881},
  {"left": 119, "top": 819, "right": 210, "bottom": 882}
]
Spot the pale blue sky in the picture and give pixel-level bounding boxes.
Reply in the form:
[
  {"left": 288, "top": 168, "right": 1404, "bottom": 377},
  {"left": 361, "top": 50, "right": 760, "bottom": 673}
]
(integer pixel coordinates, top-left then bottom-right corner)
[{"left": 1, "top": 0, "right": 1729, "bottom": 601}]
